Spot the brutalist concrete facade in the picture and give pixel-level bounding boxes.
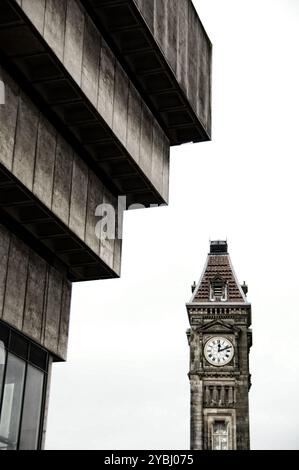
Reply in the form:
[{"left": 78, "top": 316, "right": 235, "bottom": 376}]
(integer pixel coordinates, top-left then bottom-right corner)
[
  {"left": 186, "top": 242, "right": 252, "bottom": 450},
  {"left": 0, "top": 0, "right": 212, "bottom": 449}
]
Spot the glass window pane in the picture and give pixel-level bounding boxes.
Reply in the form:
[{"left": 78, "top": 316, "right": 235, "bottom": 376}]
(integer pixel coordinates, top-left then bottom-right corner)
[
  {"left": 0, "top": 354, "right": 25, "bottom": 450},
  {"left": 0, "top": 341, "right": 6, "bottom": 402},
  {"left": 19, "top": 365, "right": 44, "bottom": 450}
]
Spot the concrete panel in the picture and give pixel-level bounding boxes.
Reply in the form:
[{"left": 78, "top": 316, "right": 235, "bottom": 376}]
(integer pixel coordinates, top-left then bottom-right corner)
[
  {"left": 2, "top": 236, "right": 29, "bottom": 331},
  {"left": 139, "top": 104, "right": 153, "bottom": 178},
  {"left": 99, "top": 190, "right": 116, "bottom": 269},
  {"left": 151, "top": 121, "right": 164, "bottom": 196},
  {"left": 126, "top": 83, "right": 141, "bottom": 164},
  {"left": 64, "top": 0, "right": 85, "bottom": 86},
  {"left": 44, "top": 0, "right": 67, "bottom": 62},
  {"left": 113, "top": 237, "right": 122, "bottom": 277},
  {"left": 23, "top": 251, "right": 47, "bottom": 343},
  {"left": 52, "top": 135, "right": 73, "bottom": 226},
  {"left": 69, "top": 154, "right": 88, "bottom": 240},
  {"left": 21, "top": 0, "right": 46, "bottom": 35},
  {"left": 82, "top": 15, "right": 101, "bottom": 107},
  {"left": 177, "top": 0, "right": 189, "bottom": 96},
  {"left": 113, "top": 62, "right": 129, "bottom": 147},
  {"left": 162, "top": 135, "right": 170, "bottom": 204},
  {"left": 0, "top": 68, "right": 19, "bottom": 171},
  {"left": 165, "top": 0, "right": 178, "bottom": 75},
  {"left": 197, "top": 27, "right": 211, "bottom": 132},
  {"left": 13, "top": 92, "right": 39, "bottom": 191},
  {"left": 98, "top": 39, "right": 115, "bottom": 128},
  {"left": 33, "top": 116, "right": 56, "bottom": 208},
  {"left": 113, "top": 204, "right": 123, "bottom": 277},
  {"left": 0, "top": 225, "right": 10, "bottom": 319},
  {"left": 57, "top": 279, "right": 72, "bottom": 359},
  {"left": 154, "top": 0, "right": 167, "bottom": 52},
  {"left": 85, "top": 171, "right": 103, "bottom": 256},
  {"left": 187, "top": 5, "right": 198, "bottom": 108},
  {"left": 43, "top": 267, "right": 63, "bottom": 353},
  {"left": 139, "top": 0, "right": 154, "bottom": 33}
]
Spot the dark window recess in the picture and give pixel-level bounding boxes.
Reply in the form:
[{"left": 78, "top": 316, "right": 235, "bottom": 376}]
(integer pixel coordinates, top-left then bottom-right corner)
[
  {"left": 0, "top": 321, "right": 48, "bottom": 372},
  {"left": 9, "top": 333, "right": 28, "bottom": 360},
  {"left": 0, "top": 324, "right": 9, "bottom": 346},
  {"left": 213, "top": 282, "right": 223, "bottom": 297},
  {"left": 29, "top": 345, "right": 47, "bottom": 371}
]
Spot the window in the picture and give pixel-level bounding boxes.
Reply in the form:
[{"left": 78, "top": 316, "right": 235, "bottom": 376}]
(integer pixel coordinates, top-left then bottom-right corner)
[
  {"left": 19, "top": 365, "right": 44, "bottom": 450},
  {"left": 0, "top": 354, "right": 26, "bottom": 450},
  {"left": 212, "top": 420, "right": 229, "bottom": 450},
  {"left": 210, "top": 277, "right": 227, "bottom": 301},
  {"left": 0, "top": 342, "right": 6, "bottom": 411},
  {"left": 0, "top": 322, "right": 49, "bottom": 450}
]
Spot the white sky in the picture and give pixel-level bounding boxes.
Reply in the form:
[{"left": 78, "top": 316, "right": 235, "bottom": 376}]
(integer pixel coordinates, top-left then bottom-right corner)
[{"left": 45, "top": 0, "right": 299, "bottom": 450}]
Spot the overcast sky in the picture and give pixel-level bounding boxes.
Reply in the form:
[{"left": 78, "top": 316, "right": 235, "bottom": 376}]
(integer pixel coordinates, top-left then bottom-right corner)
[{"left": 45, "top": 0, "right": 299, "bottom": 450}]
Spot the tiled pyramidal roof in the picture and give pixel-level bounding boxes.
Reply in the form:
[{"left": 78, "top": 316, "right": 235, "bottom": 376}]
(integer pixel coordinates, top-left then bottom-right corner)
[{"left": 190, "top": 241, "right": 246, "bottom": 304}]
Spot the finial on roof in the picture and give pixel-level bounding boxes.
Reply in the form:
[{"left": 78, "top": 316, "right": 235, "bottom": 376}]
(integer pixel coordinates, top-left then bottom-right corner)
[
  {"left": 191, "top": 281, "right": 196, "bottom": 293},
  {"left": 241, "top": 281, "right": 248, "bottom": 296}
]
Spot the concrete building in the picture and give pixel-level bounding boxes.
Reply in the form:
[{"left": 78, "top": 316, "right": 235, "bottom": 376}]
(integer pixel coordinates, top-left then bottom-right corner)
[
  {"left": 0, "top": 0, "right": 211, "bottom": 449},
  {"left": 187, "top": 241, "right": 252, "bottom": 450}
]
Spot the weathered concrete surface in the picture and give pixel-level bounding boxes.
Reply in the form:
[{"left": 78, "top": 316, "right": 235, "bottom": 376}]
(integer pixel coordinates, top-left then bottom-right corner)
[
  {"left": 18, "top": 0, "right": 212, "bottom": 140},
  {"left": 11, "top": 0, "right": 169, "bottom": 202},
  {"left": 0, "top": 67, "right": 122, "bottom": 277},
  {"left": 134, "top": 0, "right": 212, "bottom": 136},
  {"left": 0, "top": 224, "right": 71, "bottom": 360},
  {"left": 78, "top": 0, "right": 211, "bottom": 144}
]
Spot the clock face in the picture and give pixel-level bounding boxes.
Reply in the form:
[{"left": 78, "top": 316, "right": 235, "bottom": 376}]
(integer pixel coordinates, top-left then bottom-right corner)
[{"left": 204, "top": 336, "right": 234, "bottom": 366}]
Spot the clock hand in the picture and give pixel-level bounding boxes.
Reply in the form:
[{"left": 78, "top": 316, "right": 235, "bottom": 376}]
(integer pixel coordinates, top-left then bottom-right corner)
[{"left": 219, "top": 345, "right": 231, "bottom": 352}]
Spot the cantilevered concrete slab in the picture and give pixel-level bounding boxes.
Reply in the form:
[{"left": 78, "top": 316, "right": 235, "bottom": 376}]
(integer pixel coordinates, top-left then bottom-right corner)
[
  {"left": 0, "top": 68, "right": 121, "bottom": 281},
  {"left": 0, "top": 0, "right": 170, "bottom": 206},
  {"left": 81, "top": 0, "right": 212, "bottom": 144}
]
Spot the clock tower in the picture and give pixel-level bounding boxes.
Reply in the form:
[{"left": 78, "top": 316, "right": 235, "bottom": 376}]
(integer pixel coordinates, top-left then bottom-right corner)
[{"left": 186, "top": 241, "right": 252, "bottom": 450}]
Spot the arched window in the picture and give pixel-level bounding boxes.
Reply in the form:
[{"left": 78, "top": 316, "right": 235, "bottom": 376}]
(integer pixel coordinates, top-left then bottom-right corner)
[
  {"left": 210, "top": 277, "right": 227, "bottom": 301},
  {"left": 212, "top": 420, "right": 229, "bottom": 450}
]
